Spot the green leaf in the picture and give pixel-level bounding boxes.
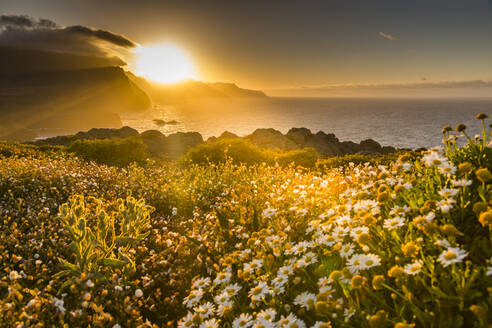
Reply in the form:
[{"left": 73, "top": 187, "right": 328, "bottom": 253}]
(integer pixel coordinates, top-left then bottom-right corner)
[
  {"left": 98, "top": 258, "right": 128, "bottom": 268},
  {"left": 58, "top": 258, "right": 79, "bottom": 272}
]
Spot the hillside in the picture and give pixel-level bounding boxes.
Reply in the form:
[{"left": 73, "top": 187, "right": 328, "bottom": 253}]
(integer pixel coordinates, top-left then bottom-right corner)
[
  {"left": 0, "top": 66, "right": 151, "bottom": 141},
  {"left": 0, "top": 115, "right": 491, "bottom": 327}
]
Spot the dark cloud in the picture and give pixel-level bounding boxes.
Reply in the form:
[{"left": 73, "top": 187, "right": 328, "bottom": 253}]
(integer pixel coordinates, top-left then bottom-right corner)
[
  {"left": 64, "top": 25, "right": 135, "bottom": 48},
  {"left": 0, "top": 14, "right": 135, "bottom": 59},
  {"left": 0, "top": 14, "right": 57, "bottom": 29}
]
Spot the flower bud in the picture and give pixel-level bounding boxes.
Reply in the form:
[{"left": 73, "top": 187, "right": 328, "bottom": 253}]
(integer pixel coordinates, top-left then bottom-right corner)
[
  {"left": 472, "top": 202, "right": 488, "bottom": 215},
  {"left": 475, "top": 168, "right": 492, "bottom": 183},
  {"left": 456, "top": 123, "right": 467, "bottom": 132},
  {"left": 457, "top": 162, "right": 472, "bottom": 174},
  {"left": 372, "top": 275, "right": 385, "bottom": 290},
  {"left": 351, "top": 275, "right": 364, "bottom": 289}
]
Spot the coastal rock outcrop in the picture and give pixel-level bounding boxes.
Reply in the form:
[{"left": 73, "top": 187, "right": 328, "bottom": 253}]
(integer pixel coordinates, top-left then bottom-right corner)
[
  {"left": 245, "top": 127, "right": 395, "bottom": 157},
  {"left": 29, "top": 126, "right": 395, "bottom": 159}
]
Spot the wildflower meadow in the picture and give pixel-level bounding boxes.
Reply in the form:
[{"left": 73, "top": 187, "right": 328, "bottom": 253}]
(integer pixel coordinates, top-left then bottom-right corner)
[{"left": 0, "top": 114, "right": 491, "bottom": 328}]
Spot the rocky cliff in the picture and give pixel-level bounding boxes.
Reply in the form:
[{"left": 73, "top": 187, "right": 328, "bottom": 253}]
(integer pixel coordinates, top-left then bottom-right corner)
[{"left": 0, "top": 66, "right": 151, "bottom": 141}]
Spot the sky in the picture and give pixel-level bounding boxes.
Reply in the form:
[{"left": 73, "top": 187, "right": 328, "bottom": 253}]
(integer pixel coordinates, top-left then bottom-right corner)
[{"left": 2, "top": 0, "right": 492, "bottom": 94}]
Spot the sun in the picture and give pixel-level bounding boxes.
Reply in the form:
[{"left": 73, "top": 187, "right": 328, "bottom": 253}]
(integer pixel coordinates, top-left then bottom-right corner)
[{"left": 133, "top": 44, "right": 197, "bottom": 84}]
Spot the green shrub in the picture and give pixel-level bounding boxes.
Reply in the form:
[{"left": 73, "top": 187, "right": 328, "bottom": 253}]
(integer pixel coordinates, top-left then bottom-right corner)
[
  {"left": 67, "top": 137, "right": 149, "bottom": 167},
  {"left": 182, "top": 138, "right": 272, "bottom": 166},
  {"left": 182, "top": 139, "right": 319, "bottom": 168},
  {"left": 274, "top": 147, "right": 318, "bottom": 168}
]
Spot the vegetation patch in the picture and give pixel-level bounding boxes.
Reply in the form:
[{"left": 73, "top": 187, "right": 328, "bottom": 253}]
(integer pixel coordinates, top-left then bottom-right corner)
[{"left": 0, "top": 115, "right": 491, "bottom": 327}]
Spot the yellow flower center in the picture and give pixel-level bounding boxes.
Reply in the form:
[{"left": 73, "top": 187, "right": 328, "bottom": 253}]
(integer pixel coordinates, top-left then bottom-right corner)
[
  {"left": 252, "top": 287, "right": 262, "bottom": 295},
  {"left": 444, "top": 251, "right": 457, "bottom": 260}
]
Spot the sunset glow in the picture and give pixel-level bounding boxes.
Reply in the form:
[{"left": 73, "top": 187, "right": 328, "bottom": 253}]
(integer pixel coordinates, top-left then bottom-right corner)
[{"left": 134, "top": 44, "right": 197, "bottom": 84}]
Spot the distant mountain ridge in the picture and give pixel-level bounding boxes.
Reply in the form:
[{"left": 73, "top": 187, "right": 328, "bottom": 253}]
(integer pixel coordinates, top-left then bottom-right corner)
[{"left": 126, "top": 72, "right": 267, "bottom": 103}]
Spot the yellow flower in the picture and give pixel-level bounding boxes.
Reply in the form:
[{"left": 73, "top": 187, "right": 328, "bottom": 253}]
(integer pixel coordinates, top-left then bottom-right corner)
[
  {"left": 475, "top": 168, "right": 492, "bottom": 183},
  {"left": 401, "top": 242, "right": 419, "bottom": 257},
  {"left": 351, "top": 275, "right": 364, "bottom": 289},
  {"left": 368, "top": 310, "right": 387, "bottom": 328},
  {"left": 478, "top": 211, "right": 492, "bottom": 227},
  {"left": 457, "top": 162, "right": 473, "bottom": 174},
  {"left": 388, "top": 265, "right": 404, "bottom": 278},
  {"left": 372, "top": 275, "right": 385, "bottom": 290},
  {"left": 329, "top": 270, "right": 342, "bottom": 281}
]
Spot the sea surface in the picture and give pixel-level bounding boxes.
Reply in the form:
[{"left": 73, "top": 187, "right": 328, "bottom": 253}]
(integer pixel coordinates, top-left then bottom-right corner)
[{"left": 121, "top": 97, "right": 492, "bottom": 149}]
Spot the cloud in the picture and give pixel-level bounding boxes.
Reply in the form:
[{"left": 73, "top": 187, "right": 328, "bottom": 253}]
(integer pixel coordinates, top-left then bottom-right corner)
[
  {"left": 293, "top": 80, "right": 492, "bottom": 91},
  {"left": 268, "top": 80, "right": 492, "bottom": 98},
  {"left": 63, "top": 25, "right": 135, "bottom": 48},
  {"left": 0, "top": 14, "right": 57, "bottom": 29},
  {"left": 379, "top": 31, "right": 397, "bottom": 41},
  {"left": 0, "top": 14, "right": 136, "bottom": 58}
]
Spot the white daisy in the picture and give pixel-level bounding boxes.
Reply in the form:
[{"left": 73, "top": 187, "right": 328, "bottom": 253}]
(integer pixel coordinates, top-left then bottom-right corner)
[
  {"left": 278, "top": 313, "right": 306, "bottom": 328},
  {"left": 383, "top": 216, "right": 405, "bottom": 230},
  {"left": 438, "top": 247, "right": 467, "bottom": 267},
  {"left": 192, "top": 277, "right": 211, "bottom": 290},
  {"left": 233, "top": 313, "right": 254, "bottom": 328},
  {"left": 339, "top": 243, "right": 355, "bottom": 258},
  {"left": 257, "top": 308, "right": 277, "bottom": 322},
  {"left": 200, "top": 318, "right": 219, "bottom": 328},
  {"left": 294, "top": 291, "right": 316, "bottom": 310},
  {"left": 249, "top": 281, "right": 271, "bottom": 302},
  {"left": 404, "top": 260, "right": 423, "bottom": 275},
  {"left": 438, "top": 188, "right": 459, "bottom": 198}
]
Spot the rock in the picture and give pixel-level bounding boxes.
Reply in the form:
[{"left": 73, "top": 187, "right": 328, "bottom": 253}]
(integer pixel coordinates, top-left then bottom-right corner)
[
  {"left": 74, "top": 126, "right": 138, "bottom": 140},
  {"left": 246, "top": 128, "right": 298, "bottom": 150},
  {"left": 219, "top": 131, "right": 239, "bottom": 139},
  {"left": 140, "top": 130, "right": 165, "bottom": 139},
  {"left": 381, "top": 146, "right": 396, "bottom": 154},
  {"left": 207, "top": 131, "right": 239, "bottom": 143},
  {"left": 119, "top": 126, "right": 140, "bottom": 138},
  {"left": 307, "top": 132, "right": 345, "bottom": 157},
  {"left": 359, "top": 139, "right": 382, "bottom": 152},
  {"left": 286, "top": 128, "right": 313, "bottom": 145},
  {"left": 26, "top": 125, "right": 397, "bottom": 159}
]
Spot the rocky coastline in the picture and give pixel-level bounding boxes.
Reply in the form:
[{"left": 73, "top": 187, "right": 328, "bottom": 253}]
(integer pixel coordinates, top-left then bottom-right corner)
[{"left": 29, "top": 126, "right": 397, "bottom": 159}]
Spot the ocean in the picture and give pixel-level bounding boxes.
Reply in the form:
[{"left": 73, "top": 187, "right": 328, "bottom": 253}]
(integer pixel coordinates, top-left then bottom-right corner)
[{"left": 121, "top": 97, "right": 492, "bottom": 149}]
